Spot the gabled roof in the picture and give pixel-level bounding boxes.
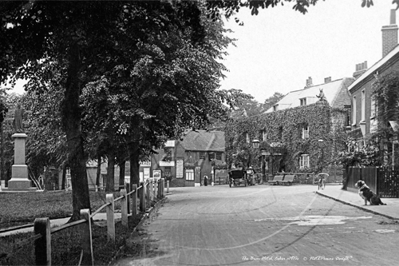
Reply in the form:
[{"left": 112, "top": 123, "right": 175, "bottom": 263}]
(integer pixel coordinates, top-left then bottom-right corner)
[
  {"left": 179, "top": 130, "right": 225, "bottom": 152},
  {"left": 348, "top": 44, "right": 399, "bottom": 92},
  {"left": 265, "top": 77, "right": 354, "bottom": 113}
]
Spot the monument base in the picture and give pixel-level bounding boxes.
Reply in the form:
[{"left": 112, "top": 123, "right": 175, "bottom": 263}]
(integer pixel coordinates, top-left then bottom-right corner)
[
  {"left": 12, "top": 164, "right": 28, "bottom": 179},
  {"left": 7, "top": 178, "right": 34, "bottom": 191}
]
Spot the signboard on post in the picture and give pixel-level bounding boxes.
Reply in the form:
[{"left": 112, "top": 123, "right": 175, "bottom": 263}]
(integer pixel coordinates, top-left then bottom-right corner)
[{"left": 153, "top": 170, "right": 162, "bottom": 180}]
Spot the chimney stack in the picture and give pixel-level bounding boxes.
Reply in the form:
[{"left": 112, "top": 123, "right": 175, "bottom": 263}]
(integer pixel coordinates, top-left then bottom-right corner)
[
  {"left": 382, "top": 9, "right": 398, "bottom": 57},
  {"left": 306, "top": 77, "right": 312, "bottom": 87},
  {"left": 324, "top": 77, "right": 331, "bottom": 83},
  {"left": 353, "top": 61, "right": 368, "bottom": 79}
]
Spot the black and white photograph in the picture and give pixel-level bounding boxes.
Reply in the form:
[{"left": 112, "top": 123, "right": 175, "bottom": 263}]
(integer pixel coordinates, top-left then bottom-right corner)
[{"left": 1, "top": 1, "right": 399, "bottom": 265}]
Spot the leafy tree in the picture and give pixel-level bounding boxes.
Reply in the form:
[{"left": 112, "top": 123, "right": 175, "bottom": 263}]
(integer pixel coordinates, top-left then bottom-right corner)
[
  {"left": 0, "top": 0, "right": 335, "bottom": 221},
  {"left": 263, "top": 92, "right": 284, "bottom": 111}
]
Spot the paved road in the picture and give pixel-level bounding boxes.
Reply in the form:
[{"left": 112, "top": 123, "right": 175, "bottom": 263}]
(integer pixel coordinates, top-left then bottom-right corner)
[{"left": 114, "top": 185, "right": 399, "bottom": 266}]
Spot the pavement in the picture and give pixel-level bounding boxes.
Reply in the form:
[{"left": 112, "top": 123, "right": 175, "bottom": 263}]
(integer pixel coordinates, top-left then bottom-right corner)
[{"left": 316, "top": 183, "right": 399, "bottom": 220}]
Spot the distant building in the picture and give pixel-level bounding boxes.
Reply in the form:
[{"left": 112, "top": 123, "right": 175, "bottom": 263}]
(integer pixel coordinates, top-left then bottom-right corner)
[{"left": 151, "top": 130, "right": 227, "bottom": 187}]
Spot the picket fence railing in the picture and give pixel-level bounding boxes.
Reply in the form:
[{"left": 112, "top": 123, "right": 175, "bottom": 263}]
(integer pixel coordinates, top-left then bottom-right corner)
[{"left": 33, "top": 178, "right": 167, "bottom": 266}]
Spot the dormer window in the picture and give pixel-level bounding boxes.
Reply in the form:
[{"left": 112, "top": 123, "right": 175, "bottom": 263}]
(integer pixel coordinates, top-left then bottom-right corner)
[{"left": 300, "top": 98, "right": 307, "bottom": 106}]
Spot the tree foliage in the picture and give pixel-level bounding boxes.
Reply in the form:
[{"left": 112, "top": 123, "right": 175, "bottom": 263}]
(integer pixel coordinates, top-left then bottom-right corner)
[{"left": 263, "top": 92, "right": 285, "bottom": 111}]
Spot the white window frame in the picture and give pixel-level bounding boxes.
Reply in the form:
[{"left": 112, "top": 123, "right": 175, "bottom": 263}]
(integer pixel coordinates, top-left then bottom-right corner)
[
  {"left": 262, "top": 130, "right": 267, "bottom": 141},
  {"left": 300, "top": 98, "right": 307, "bottom": 106},
  {"left": 370, "top": 117, "right": 377, "bottom": 133},
  {"left": 185, "top": 169, "right": 194, "bottom": 181},
  {"left": 361, "top": 90, "right": 366, "bottom": 122},
  {"left": 299, "top": 154, "right": 310, "bottom": 169},
  {"left": 302, "top": 125, "right": 309, "bottom": 139},
  {"left": 370, "top": 96, "right": 376, "bottom": 119},
  {"left": 352, "top": 96, "right": 357, "bottom": 126}
]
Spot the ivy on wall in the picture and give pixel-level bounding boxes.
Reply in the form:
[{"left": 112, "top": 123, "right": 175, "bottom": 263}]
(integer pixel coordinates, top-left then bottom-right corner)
[{"left": 225, "top": 100, "right": 345, "bottom": 173}]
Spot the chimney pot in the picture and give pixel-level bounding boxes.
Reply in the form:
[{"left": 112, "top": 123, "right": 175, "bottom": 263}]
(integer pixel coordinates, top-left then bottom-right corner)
[
  {"left": 306, "top": 77, "right": 312, "bottom": 87},
  {"left": 353, "top": 61, "right": 368, "bottom": 79},
  {"left": 324, "top": 77, "right": 331, "bottom": 83},
  {"left": 391, "top": 9, "right": 396, "bottom": 25}
]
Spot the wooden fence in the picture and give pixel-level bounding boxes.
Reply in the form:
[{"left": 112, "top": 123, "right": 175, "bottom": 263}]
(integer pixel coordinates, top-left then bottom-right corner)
[{"left": 32, "top": 178, "right": 165, "bottom": 265}]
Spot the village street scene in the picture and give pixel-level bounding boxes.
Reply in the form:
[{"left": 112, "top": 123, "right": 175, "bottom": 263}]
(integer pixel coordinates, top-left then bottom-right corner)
[{"left": 1, "top": 1, "right": 399, "bottom": 265}]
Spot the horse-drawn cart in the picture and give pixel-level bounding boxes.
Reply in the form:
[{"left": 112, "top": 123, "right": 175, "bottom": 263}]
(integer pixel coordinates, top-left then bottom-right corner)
[{"left": 228, "top": 169, "right": 248, "bottom": 187}]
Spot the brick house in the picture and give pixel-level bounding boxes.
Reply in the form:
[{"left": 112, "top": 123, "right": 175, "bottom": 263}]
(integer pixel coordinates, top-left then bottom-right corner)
[
  {"left": 348, "top": 9, "right": 399, "bottom": 165},
  {"left": 150, "top": 130, "right": 227, "bottom": 187}
]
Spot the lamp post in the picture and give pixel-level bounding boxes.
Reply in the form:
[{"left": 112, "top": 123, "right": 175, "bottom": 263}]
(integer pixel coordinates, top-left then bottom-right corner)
[
  {"left": 252, "top": 139, "right": 259, "bottom": 170},
  {"left": 389, "top": 121, "right": 399, "bottom": 170},
  {"left": 252, "top": 139, "right": 265, "bottom": 183},
  {"left": 317, "top": 139, "right": 325, "bottom": 173},
  {"left": 261, "top": 149, "right": 269, "bottom": 182}
]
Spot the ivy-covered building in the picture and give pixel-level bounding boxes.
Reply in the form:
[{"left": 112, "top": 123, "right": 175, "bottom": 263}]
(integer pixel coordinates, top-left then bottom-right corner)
[{"left": 225, "top": 76, "right": 354, "bottom": 181}]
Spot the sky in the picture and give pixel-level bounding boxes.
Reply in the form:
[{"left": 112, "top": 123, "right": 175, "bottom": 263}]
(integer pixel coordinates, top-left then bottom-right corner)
[{"left": 219, "top": 0, "right": 398, "bottom": 103}]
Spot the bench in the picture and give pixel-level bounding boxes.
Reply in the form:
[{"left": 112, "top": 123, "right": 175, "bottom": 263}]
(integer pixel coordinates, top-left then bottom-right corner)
[
  {"left": 281, "top": 174, "right": 295, "bottom": 185},
  {"left": 268, "top": 175, "right": 284, "bottom": 185}
]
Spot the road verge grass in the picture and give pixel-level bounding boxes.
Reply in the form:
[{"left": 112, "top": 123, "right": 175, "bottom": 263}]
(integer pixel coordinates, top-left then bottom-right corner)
[{"left": 0, "top": 190, "right": 144, "bottom": 265}]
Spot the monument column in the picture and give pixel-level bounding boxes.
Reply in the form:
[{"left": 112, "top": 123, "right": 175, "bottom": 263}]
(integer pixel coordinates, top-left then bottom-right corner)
[
  {"left": 7, "top": 133, "right": 32, "bottom": 190},
  {"left": 6, "top": 104, "right": 35, "bottom": 191}
]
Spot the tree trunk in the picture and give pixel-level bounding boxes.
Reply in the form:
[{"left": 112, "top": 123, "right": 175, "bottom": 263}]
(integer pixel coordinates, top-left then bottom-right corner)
[
  {"left": 96, "top": 154, "right": 101, "bottom": 187},
  {"left": 61, "top": 164, "right": 67, "bottom": 190},
  {"left": 62, "top": 43, "right": 90, "bottom": 221},
  {"left": 119, "top": 161, "right": 125, "bottom": 190},
  {"left": 129, "top": 141, "right": 140, "bottom": 186},
  {"left": 106, "top": 154, "right": 115, "bottom": 192}
]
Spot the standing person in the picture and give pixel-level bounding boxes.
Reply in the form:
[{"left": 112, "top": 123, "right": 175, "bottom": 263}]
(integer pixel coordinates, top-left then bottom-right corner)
[
  {"left": 13, "top": 103, "right": 24, "bottom": 133},
  {"left": 203, "top": 175, "right": 208, "bottom": 186}
]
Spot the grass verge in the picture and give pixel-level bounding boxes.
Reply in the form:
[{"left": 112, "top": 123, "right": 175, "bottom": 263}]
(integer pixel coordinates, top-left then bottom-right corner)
[{"left": 0, "top": 190, "right": 152, "bottom": 265}]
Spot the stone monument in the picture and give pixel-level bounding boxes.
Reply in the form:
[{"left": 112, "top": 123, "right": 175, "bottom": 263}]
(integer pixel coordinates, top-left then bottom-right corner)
[{"left": 7, "top": 104, "right": 35, "bottom": 191}]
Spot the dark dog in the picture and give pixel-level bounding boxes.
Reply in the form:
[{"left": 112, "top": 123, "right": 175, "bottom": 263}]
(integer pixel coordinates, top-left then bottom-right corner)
[{"left": 355, "top": 180, "right": 386, "bottom": 206}]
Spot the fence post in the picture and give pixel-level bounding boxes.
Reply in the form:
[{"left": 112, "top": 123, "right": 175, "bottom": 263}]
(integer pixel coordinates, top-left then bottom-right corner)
[
  {"left": 150, "top": 179, "right": 154, "bottom": 202},
  {"left": 132, "top": 184, "right": 138, "bottom": 216},
  {"left": 34, "top": 217, "right": 51, "bottom": 266},
  {"left": 167, "top": 180, "right": 170, "bottom": 193},
  {"left": 140, "top": 182, "right": 146, "bottom": 212},
  {"left": 121, "top": 189, "right": 128, "bottom": 228},
  {"left": 161, "top": 178, "right": 165, "bottom": 198},
  {"left": 146, "top": 181, "right": 150, "bottom": 205},
  {"left": 80, "top": 209, "right": 94, "bottom": 266},
  {"left": 106, "top": 193, "right": 115, "bottom": 242},
  {"left": 154, "top": 179, "right": 158, "bottom": 199},
  {"left": 157, "top": 179, "right": 161, "bottom": 198},
  {"left": 125, "top": 183, "right": 131, "bottom": 214}
]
